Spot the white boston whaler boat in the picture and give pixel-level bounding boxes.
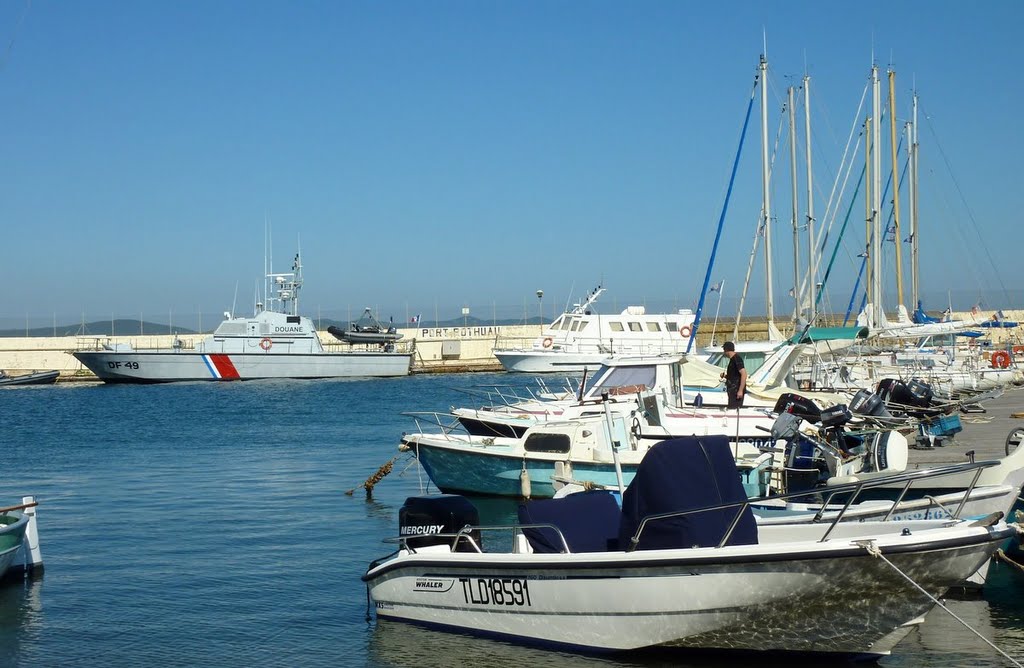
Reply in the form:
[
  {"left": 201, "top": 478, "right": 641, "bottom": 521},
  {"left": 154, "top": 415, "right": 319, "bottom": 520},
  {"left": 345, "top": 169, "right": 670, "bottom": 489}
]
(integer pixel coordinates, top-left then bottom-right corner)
[{"left": 365, "top": 436, "right": 1017, "bottom": 659}]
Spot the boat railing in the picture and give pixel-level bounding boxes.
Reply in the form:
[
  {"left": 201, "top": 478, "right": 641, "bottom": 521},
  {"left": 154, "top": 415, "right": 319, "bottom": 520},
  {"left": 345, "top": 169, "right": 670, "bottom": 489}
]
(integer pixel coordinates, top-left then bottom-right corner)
[
  {"left": 494, "top": 333, "right": 692, "bottom": 355},
  {"left": 626, "top": 459, "right": 997, "bottom": 552},
  {"left": 402, "top": 412, "right": 465, "bottom": 438},
  {"left": 384, "top": 523, "right": 572, "bottom": 555}
]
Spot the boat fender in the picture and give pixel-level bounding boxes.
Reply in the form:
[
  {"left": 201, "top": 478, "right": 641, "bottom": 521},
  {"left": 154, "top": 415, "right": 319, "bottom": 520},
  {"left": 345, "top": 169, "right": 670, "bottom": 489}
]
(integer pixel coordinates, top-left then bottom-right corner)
[
  {"left": 520, "top": 464, "right": 531, "bottom": 499},
  {"left": 1013, "top": 345, "right": 1024, "bottom": 358},
  {"left": 991, "top": 350, "right": 1011, "bottom": 369},
  {"left": 259, "top": 337, "right": 273, "bottom": 351},
  {"left": 679, "top": 325, "right": 692, "bottom": 338},
  {"left": 541, "top": 337, "right": 553, "bottom": 349}
]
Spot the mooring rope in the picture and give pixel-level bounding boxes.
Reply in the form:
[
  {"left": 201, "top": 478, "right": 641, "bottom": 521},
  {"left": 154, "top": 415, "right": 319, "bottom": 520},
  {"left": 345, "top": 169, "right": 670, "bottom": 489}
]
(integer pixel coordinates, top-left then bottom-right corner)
[
  {"left": 855, "top": 539, "right": 1023, "bottom": 668},
  {"left": 994, "top": 548, "right": 1024, "bottom": 575}
]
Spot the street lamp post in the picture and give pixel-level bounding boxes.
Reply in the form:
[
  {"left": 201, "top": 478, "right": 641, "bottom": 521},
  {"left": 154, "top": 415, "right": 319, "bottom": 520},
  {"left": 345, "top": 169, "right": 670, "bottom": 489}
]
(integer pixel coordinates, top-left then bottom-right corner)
[
  {"left": 536, "top": 290, "right": 544, "bottom": 331},
  {"left": 462, "top": 306, "right": 469, "bottom": 328}
]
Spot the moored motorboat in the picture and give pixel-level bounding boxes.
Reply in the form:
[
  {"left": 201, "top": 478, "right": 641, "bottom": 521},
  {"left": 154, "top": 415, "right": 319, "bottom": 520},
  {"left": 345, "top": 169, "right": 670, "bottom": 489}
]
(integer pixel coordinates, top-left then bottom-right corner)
[
  {"left": 365, "top": 437, "right": 1015, "bottom": 659},
  {"left": 493, "top": 287, "right": 697, "bottom": 373},
  {"left": 0, "top": 370, "right": 59, "bottom": 387},
  {"left": 72, "top": 253, "right": 413, "bottom": 383},
  {"left": 327, "top": 308, "right": 405, "bottom": 345}
]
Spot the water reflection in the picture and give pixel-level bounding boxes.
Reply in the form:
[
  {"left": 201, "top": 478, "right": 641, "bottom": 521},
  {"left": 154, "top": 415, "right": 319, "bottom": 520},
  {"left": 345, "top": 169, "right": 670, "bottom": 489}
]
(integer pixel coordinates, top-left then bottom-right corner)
[
  {"left": 0, "top": 579, "right": 44, "bottom": 665},
  {"left": 883, "top": 562, "right": 1024, "bottom": 667},
  {"left": 367, "top": 619, "right": 872, "bottom": 668}
]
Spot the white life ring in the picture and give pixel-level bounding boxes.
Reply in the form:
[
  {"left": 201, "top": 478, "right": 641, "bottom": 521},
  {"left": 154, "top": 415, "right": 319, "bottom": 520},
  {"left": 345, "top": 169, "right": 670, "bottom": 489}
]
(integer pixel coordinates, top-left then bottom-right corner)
[
  {"left": 542, "top": 337, "right": 554, "bottom": 349},
  {"left": 259, "top": 337, "right": 273, "bottom": 351},
  {"left": 679, "top": 325, "right": 692, "bottom": 338}
]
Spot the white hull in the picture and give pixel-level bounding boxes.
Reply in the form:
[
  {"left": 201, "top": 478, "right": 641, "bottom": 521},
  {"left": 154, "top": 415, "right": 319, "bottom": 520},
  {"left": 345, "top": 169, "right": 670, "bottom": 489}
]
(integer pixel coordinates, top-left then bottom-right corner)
[
  {"left": 493, "top": 350, "right": 613, "bottom": 373},
  {"left": 74, "top": 350, "right": 412, "bottom": 382},
  {"left": 366, "top": 521, "right": 1009, "bottom": 657}
]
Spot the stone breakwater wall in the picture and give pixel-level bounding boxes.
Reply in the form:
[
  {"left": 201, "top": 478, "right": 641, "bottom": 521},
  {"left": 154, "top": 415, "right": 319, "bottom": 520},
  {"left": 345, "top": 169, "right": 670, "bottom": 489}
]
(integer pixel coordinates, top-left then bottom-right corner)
[{"left": 1, "top": 311, "right": 1020, "bottom": 379}]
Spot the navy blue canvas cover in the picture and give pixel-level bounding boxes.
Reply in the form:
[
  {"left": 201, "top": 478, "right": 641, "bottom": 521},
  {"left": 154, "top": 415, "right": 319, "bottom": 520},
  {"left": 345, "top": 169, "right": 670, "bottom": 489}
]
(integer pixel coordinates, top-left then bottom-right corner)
[
  {"left": 518, "top": 490, "right": 622, "bottom": 553},
  {"left": 618, "top": 436, "right": 759, "bottom": 550}
]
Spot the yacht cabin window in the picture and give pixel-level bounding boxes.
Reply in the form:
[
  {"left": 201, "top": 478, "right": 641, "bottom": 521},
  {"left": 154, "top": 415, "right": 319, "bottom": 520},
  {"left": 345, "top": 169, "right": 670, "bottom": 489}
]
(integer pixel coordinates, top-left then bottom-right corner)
[
  {"left": 610, "top": 322, "right": 625, "bottom": 332},
  {"left": 628, "top": 322, "right": 642, "bottom": 332},
  {"left": 647, "top": 322, "right": 661, "bottom": 332},
  {"left": 523, "top": 433, "right": 571, "bottom": 454}
]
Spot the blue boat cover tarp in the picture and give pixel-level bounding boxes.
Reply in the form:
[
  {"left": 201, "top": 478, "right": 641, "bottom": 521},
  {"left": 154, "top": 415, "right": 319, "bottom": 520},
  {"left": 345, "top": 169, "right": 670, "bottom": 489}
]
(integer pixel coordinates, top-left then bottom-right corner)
[
  {"left": 618, "top": 436, "right": 759, "bottom": 550},
  {"left": 518, "top": 490, "right": 622, "bottom": 553}
]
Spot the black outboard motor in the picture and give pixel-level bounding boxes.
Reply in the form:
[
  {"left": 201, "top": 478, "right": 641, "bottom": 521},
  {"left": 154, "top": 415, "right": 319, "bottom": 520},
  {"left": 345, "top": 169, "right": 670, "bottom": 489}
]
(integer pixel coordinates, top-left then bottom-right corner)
[
  {"left": 850, "top": 388, "right": 888, "bottom": 417},
  {"left": 819, "top": 404, "right": 853, "bottom": 429},
  {"left": 906, "top": 378, "right": 934, "bottom": 405},
  {"left": 768, "top": 412, "right": 821, "bottom": 495},
  {"left": 876, "top": 378, "right": 935, "bottom": 417},
  {"left": 773, "top": 393, "right": 822, "bottom": 424},
  {"left": 399, "top": 495, "right": 481, "bottom": 552}
]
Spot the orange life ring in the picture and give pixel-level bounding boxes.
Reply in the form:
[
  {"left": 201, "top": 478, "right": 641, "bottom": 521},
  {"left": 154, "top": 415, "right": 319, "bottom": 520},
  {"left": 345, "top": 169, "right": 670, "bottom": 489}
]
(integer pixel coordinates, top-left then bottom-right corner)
[
  {"left": 991, "top": 350, "right": 1011, "bottom": 369},
  {"left": 259, "top": 337, "right": 273, "bottom": 351},
  {"left": 541, "top": 337, "right": 553, "bottom": 349},
  {"left": 679, "top": 325, "right": 692, "bottom": 338},
  {"left": 1013, "top": 345, "right": 1024, "bottom": 357}
]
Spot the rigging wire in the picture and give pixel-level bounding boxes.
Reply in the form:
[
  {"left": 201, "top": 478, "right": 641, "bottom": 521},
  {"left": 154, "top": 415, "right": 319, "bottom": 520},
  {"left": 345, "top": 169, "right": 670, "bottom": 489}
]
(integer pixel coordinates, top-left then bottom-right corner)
[
  {"left": 920, "top": 103, "right": 1013, "bottom": 306},
  {"left": 687, "top": 75, "right": 758, "bottom": 353},
  {"left": 0, "top": 0, "right": 31, "bottom": 75}
]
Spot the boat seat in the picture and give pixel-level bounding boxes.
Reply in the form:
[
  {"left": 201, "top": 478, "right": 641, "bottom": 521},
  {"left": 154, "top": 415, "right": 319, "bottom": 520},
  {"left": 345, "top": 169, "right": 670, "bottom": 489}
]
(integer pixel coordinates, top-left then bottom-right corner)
[
  {"left": 518, "top": 490, "right": 622, "bottom": 553},
  {"left": 618, "top": 435, "right": 759, "bottom": 550}
]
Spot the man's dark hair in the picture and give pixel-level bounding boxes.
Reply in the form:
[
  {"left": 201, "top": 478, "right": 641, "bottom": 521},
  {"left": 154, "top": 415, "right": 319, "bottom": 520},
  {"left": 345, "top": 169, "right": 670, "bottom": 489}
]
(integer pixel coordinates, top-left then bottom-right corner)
[{"left": 722, "top": 341, "right": 736, "bottom": 352}]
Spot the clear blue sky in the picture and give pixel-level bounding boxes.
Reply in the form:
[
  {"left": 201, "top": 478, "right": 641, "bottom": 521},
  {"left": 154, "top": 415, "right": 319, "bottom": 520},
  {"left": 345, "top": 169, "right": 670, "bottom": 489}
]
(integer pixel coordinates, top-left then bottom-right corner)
[{"left": 1, "top": 1, "right": 1020, "bottom": 328}]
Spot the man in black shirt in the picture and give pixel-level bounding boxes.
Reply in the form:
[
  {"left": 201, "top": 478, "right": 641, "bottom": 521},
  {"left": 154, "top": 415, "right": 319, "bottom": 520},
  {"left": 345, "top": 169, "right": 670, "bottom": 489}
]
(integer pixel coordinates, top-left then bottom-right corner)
[{"left": 721, "top": 341, "right": 747, "bottom": 409}]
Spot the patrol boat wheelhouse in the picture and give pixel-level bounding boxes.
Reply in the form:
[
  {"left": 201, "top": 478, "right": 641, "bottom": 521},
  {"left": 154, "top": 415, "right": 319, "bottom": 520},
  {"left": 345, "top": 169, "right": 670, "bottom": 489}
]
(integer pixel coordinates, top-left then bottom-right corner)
[{"left": 73, "top": 253, "right": 413, "bottom": 383}]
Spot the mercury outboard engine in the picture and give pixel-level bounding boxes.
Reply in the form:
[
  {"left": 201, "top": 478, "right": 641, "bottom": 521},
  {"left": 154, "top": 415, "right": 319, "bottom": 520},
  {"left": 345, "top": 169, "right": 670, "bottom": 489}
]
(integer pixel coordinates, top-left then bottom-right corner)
[{"left": 399, "top": 495, "right": 481, "bottom": 552}]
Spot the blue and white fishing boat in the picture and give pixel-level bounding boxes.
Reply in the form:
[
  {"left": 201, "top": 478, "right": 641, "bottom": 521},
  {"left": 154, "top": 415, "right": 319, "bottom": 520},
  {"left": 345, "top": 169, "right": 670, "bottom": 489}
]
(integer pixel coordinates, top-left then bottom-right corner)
[
  {"left": 0, "top": 497, "right": 42, "bottom": 583},
  {"left": 403, "top": 392, "right": 909, "bottom": 499}
]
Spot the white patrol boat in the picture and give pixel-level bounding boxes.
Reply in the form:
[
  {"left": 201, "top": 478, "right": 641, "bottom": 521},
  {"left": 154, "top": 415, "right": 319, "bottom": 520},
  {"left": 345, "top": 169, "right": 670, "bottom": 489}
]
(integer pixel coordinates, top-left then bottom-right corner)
[
  {"left": 73, "top": 253, "right": 413, "bottom": 383},
  {"left": 493, "top": 286, "right": 697, "bottom": 373}
]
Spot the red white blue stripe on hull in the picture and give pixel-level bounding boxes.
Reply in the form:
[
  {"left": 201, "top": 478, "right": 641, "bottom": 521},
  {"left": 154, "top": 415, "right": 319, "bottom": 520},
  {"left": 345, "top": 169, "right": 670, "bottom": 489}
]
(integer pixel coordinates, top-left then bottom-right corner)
[{"left": 72, "top": 350, "right": 412, "bottom": 383}]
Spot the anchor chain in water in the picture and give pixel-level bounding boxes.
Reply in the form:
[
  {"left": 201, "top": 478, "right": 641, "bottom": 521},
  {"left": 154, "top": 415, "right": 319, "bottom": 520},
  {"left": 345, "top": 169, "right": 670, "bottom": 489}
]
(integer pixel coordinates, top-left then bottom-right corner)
[{"left": 346, "top": 456, "right": 398, "bottom": 499}]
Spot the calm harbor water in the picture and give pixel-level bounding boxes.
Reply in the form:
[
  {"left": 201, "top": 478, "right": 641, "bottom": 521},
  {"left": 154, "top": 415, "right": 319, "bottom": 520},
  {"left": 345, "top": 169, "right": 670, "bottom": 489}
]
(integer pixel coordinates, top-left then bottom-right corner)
[{"left": 1, "top": 374, "right": 1023, "bottom": 667}]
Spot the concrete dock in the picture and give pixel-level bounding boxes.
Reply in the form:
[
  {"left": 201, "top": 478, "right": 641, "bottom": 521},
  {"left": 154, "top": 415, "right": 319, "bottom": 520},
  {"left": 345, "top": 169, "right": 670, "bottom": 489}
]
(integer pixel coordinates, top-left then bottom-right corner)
[{"left": 907, "top": 386, "right": 1024, "bottom": 469}]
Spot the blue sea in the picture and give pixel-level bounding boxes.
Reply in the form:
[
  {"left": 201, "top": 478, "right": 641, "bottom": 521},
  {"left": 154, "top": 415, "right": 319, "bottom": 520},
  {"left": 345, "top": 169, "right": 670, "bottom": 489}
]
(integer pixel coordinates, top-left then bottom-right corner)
[{"left": 1, "top": 374, "right": 1023, "bottom": 667}]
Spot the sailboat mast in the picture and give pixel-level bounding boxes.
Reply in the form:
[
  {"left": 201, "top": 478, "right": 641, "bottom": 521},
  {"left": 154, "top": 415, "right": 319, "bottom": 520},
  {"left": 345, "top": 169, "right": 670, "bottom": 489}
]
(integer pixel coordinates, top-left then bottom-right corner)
[
  {"left": 759, "top": 55, "right": 775, "bottom": 326},
  {"left": 865, "top": 115, "right": 873, "bottom": 311},
  {"left": 911, "top": 91, "right": 920, "bottom": 310},
  {"left": 803, "top": 75, "right": 816, "bottom": 323},
  {"left": 871, "top": 65, "right": 883, "bottom": 326},
  {"left": 888, "top": 69, "right": 904, "bottom": 312},
  {"left": 788, "top": 85, "right": 800, "bottom": 324}
]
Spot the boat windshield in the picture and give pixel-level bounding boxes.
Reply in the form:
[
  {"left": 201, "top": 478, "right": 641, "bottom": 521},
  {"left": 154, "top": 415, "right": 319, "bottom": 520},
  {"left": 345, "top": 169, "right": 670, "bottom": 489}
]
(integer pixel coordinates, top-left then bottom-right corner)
[{"left": 586, "top": 365, "right": 656, "bottom": 396}]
